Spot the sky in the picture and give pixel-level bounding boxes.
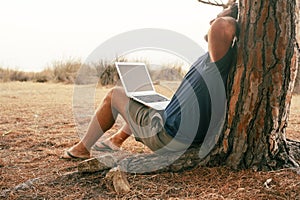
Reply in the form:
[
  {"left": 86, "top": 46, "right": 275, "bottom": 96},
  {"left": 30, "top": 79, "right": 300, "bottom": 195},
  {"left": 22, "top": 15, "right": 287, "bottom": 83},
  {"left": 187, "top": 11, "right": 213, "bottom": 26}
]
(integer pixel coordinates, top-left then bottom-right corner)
[{"left": 0, "top": 0, "right": 222, "bottom": 72}]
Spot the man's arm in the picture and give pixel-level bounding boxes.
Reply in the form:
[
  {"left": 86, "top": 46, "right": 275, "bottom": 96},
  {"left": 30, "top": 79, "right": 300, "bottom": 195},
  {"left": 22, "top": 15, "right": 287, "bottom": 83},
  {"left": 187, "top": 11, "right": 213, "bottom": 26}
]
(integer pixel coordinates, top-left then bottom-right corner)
[{"left": 208, "top": 16, "right": 237, "bottom": 62}]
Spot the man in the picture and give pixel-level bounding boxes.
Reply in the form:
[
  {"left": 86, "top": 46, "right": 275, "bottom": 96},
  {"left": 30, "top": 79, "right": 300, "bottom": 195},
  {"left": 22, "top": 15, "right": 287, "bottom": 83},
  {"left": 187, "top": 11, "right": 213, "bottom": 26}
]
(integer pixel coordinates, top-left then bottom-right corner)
[{"left": 63, "top": 4, "right": 239, "bottom": 159}]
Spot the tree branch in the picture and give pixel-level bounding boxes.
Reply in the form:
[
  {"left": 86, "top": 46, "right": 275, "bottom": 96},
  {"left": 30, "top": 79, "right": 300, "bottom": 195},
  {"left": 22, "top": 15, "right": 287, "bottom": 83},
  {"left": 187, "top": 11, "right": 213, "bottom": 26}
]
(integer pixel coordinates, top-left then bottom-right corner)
[
  {"left": 197, "top": 0, "right": 237, "bottom": 8},
  {"left": 198, "top": 0, "right": 226, "bottom": 8}
]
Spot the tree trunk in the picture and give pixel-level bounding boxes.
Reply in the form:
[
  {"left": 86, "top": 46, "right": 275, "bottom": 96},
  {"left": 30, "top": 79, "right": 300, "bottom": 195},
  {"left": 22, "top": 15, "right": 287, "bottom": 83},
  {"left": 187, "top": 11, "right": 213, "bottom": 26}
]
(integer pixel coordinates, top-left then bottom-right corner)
[{"left": 207, "top": 0, "right": 299, "bottom": 170}]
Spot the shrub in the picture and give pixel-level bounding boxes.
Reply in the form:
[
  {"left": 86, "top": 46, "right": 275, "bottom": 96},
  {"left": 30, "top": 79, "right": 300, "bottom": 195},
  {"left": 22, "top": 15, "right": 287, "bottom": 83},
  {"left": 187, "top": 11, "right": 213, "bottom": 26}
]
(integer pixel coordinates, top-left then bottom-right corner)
[
  {"left": 34, "top": 69, "right": 53, "bottom": 83},
  {"left": 0, "top": 68, "right": 34, "bottom": 82},
  {"left": 50, "top": 59, "right": 81, "bottom": 83}
]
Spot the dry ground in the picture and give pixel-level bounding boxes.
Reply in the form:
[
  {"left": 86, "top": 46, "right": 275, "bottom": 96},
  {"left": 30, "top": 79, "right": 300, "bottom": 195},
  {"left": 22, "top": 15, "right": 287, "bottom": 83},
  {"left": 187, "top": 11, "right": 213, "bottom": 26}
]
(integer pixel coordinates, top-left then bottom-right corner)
[{"left": 0, "top": 82, "right": 299, "bottom": 200}]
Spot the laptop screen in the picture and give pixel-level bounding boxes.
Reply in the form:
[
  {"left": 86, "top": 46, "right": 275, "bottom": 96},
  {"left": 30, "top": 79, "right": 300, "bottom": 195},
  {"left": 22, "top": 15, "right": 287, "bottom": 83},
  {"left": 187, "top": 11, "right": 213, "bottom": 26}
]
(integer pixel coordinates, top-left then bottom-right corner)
[{"left": 117, "top": 63, "right": 154, "bottom": 93}]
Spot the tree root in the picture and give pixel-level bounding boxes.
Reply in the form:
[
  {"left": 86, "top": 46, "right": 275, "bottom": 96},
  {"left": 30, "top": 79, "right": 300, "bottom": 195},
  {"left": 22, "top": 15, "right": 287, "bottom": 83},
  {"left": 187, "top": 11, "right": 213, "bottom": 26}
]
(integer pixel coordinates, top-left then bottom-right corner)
[{"left": 287, "top": 138, "right": 300, "bottom": 165}]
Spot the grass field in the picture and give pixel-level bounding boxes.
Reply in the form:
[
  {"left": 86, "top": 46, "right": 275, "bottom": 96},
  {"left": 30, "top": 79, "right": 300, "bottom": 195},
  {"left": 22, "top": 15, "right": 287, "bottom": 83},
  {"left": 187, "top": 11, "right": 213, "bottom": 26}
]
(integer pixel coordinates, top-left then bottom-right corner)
[{"left": 0, "top": 82, "right": 299, "bottom": 199}]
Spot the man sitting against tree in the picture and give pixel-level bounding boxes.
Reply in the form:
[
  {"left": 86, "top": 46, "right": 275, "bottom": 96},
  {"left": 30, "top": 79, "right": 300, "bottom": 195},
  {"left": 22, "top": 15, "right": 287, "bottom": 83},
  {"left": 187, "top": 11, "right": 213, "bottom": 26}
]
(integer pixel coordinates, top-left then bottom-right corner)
[{"left": 63, "top": 4, "right": 239, "bottom": 159}]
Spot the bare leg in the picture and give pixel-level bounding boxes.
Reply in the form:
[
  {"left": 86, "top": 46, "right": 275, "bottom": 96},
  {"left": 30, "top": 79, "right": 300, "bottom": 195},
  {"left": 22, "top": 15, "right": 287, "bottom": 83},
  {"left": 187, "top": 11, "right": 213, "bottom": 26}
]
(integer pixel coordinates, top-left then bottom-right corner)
[
  {"left": 94, "top": 124, "right": 132, "bottom": 150},
  {"left": 107, "top": 124, "right": 132, "bottom": 147},
  {"left": 66, "top": 87, "right": 131, "bottom": 158}
]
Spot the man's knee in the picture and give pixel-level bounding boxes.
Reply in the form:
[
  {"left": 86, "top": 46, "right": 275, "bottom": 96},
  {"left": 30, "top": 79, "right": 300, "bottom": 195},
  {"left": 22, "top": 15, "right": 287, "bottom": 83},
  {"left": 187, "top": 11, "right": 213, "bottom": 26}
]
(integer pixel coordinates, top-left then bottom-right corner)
[
  {"left": 108, "top": 86, "right": 128, "bottom": 106},
  {"left": 106, "top": 87, "right": 122, "bottom": 100}
]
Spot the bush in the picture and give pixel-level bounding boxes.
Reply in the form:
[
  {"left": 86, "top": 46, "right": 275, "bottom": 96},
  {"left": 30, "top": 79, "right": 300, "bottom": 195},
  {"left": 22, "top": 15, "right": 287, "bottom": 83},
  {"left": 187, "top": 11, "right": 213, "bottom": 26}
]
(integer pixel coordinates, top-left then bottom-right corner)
[
  {"left": 50, "top": 59, "right": 81, "bottom": 83},
  {"left": 34, "top": 69, "right": 53, "bottom": 83},
  {"left": 0, "top": 68, "right": 34, "bottom": 82}
]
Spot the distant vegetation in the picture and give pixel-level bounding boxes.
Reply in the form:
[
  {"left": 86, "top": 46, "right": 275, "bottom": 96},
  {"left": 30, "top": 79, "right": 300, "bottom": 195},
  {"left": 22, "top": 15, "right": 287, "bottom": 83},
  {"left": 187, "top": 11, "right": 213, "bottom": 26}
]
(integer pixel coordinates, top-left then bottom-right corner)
[
  {"left": 1, "top": 59, "right": 299, "bottom": 94},
  {"left": 0, "top": 59, "right": 82, "bottom": 84},
  {"left": 0, "top": 58, "right": 185, "bottom": 85}
]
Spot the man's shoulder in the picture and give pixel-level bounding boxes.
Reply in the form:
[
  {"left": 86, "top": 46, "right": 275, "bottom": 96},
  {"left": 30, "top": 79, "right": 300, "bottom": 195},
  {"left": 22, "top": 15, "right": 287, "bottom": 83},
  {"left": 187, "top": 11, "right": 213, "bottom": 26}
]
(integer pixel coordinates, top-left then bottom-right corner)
[{"left": 191, "top": 52, "right": 210, "bottom": 69}]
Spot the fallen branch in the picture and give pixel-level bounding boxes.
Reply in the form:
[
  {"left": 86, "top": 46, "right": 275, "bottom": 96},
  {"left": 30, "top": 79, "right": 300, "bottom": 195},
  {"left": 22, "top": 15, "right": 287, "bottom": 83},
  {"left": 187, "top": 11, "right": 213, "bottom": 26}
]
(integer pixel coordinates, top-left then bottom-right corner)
[{"left": 79, "top": 147, "right": 208, "bottom": 174}]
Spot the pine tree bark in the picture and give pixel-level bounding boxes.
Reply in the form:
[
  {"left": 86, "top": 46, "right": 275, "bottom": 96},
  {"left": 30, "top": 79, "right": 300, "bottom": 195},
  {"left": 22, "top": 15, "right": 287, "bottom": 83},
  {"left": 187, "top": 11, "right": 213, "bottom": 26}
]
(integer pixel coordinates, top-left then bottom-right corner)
[{"left": 209, "top": 0, "right": 299, "bottom": 170}]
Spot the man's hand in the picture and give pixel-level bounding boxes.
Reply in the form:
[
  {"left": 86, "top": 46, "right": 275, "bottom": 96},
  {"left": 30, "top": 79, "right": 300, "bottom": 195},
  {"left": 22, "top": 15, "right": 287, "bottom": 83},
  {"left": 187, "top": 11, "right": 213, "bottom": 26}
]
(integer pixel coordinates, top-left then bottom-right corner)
[
  {"left": 210, "top": 4, "right": 238, "bottom": 25},
  {"left": 217, "top": 6, "right": 236, "bottom": 18}
]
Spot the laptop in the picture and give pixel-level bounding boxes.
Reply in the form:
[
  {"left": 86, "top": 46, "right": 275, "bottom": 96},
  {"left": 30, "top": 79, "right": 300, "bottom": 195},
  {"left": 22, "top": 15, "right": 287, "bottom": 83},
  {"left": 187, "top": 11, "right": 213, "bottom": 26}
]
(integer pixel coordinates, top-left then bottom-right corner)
[{"left": 115, "top": 62, "right": 170, "bottom": 110}]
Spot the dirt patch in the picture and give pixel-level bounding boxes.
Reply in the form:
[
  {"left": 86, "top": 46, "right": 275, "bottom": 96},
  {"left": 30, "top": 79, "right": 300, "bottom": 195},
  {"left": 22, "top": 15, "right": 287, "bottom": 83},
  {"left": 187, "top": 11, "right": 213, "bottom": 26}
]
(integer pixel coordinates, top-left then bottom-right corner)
[{"left": 1, "top": 82, "right": 299, "bottom": 199}]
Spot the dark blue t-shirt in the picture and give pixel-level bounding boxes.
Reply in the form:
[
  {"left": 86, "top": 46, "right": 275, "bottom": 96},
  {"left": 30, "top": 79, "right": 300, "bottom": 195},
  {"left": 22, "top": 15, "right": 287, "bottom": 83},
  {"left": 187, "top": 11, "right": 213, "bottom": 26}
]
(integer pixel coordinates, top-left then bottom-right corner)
[{"left": 163, "top": 48, "right": 233, "bottom": 144}]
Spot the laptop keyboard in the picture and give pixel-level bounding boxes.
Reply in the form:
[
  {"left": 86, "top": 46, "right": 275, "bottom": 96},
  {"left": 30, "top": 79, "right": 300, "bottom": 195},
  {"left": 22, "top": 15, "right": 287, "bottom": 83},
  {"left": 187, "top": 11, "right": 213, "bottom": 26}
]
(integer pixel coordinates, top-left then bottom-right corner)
[{"left": 134, "top": 94, "right": 169, "bottom": 103}]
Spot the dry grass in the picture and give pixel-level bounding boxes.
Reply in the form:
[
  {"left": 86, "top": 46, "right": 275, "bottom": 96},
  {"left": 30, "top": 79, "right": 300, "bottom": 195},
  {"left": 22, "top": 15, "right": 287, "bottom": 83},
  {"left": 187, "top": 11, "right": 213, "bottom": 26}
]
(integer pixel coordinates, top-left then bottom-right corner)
[
  {"left": 0, "top": 59, "right": 81, "bottom": 83},
  {"left": 0, "top": 82, "right": 299, "bottom": 199},
  {"left": 0, "top": 59, "right": 185, "bottom": 86}
]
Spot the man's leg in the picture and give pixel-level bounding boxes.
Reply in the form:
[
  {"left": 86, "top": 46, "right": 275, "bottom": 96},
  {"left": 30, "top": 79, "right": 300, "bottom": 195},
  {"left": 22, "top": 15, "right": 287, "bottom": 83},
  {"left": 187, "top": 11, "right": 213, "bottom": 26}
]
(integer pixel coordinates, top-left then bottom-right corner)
[
  {"left": 65, "top": 87, "right": 131, "bottom": 158},
  {"left": 94, "top": 124, "right": 132, "bottom": 151},
  {"left": 108, "top": 124, "right": 132, "bottom": 148}
]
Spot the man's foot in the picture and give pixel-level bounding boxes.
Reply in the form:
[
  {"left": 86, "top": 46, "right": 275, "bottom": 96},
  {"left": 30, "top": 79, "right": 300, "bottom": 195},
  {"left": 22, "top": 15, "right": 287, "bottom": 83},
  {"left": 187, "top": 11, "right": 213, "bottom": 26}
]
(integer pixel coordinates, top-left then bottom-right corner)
[
  {"left": 62, "top": 150, "right": 90, "bottom": 160},
  {"left": 93, "top": 139, "right": 121, "bottom": 152},
  {"left": 61, "top": 142, "right": 90, "bottom": 160}
]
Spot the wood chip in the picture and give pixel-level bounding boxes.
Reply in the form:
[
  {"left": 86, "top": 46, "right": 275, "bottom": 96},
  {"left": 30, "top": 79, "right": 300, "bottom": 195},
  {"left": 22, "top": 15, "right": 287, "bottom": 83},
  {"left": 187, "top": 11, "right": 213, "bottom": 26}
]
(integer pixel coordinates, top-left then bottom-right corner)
[
  {"left": 104, "top": 166, "right": 131, "bottom": 194},
  {"left": 78, "top": 155, "right": 115, "bottom": 173}
]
